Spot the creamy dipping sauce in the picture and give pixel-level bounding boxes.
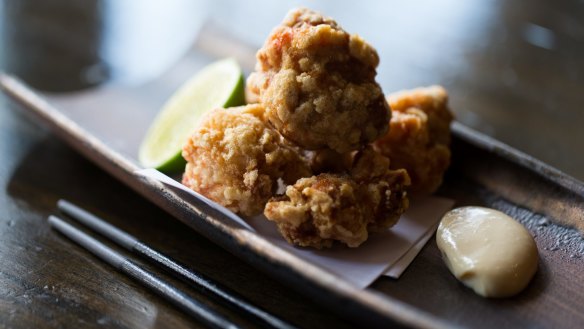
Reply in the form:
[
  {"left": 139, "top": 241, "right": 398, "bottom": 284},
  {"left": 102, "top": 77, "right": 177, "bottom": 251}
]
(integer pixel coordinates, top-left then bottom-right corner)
[{"left": 436, "top": 206, "right": 539, "bottom": 298}]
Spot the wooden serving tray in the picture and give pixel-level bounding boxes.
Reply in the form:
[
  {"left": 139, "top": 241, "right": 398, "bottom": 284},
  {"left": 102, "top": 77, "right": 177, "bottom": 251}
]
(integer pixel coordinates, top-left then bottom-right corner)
[{"left": 2, "top": 49, "right": 583, "bottom": 328}]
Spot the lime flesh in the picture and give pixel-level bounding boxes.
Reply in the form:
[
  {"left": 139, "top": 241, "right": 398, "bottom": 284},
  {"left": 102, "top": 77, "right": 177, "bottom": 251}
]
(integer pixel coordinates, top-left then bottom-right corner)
[{"left": 139, "top": 58, "right": 245, "bottom": 172}]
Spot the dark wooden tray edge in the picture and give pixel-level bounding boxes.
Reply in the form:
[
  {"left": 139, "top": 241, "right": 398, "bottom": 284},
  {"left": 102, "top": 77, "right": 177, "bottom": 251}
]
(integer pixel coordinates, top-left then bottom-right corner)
[
  {"left": 452, "top": 122, "right": 584, "bottom": 197},
  {"left": 451, "top": 123, "right": 584, "bottom": 233}
]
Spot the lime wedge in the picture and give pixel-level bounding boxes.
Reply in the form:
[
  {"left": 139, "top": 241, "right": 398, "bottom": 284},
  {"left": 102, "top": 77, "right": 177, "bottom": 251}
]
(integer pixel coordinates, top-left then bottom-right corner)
[{"left": 139, "top": 58, "right": 245, "bottom": 172}]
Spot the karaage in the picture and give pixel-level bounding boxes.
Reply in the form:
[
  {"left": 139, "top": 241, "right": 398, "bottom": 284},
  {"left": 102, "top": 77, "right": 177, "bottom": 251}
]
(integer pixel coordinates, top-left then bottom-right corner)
[
  {"left": 182, "top": 104, "right": 311, "bottom": 216},
  {"left": 264, "top": 174, "right": 368, "bottom": 248},
  {"left": 264, "top": 148, "right": 410, "bottom": 248},
  {"left": 247, "top": 8, "right": 390, "bottom": 153},
  {"left": 351, "top": 147, "right": 410, "bottom": 232},
  {"left": 373, "top": 85, "right": 454, "bottom": 195}
]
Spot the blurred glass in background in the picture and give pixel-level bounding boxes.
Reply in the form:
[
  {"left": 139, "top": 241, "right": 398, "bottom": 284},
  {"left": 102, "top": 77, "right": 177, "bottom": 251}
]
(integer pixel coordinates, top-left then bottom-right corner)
[
  {"left": 1, "top": 0, "right": 205, "bottom": 90},
  {"left": 1, "top": 0, "right": 583, "bottom": 180}
]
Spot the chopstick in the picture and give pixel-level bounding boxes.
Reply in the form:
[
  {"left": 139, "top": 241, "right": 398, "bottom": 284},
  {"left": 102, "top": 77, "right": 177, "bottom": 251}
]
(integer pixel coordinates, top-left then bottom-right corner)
[
  {"left": 48, "top": 215, "right": 238, "bottom": 329},
  {"left": 57, "top": 200, "right": 295, "bottom": 329}
]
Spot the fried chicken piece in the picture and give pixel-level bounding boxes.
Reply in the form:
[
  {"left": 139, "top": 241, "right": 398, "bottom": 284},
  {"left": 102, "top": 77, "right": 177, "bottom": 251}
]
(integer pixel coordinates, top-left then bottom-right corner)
[
  {"left": 372, "top": 86, "right": 454, "bottom": 196},
  {"left": 265, "top": 174, "right": 368, "bottom": 248},
  {"left": 264, "top": 148, "right": 410, "bottom": 248},
  {"left": 350, "top": 148, "right": 410, "bottom": 232},
  {"left": 247, "top": 8, "right": 390, "bottom": 153},
  {"left": 387, "top": 85, "right": 453, "bottom": 145},
  {"left": 182, "top": 104, "right": 311, "bottom": 216}
]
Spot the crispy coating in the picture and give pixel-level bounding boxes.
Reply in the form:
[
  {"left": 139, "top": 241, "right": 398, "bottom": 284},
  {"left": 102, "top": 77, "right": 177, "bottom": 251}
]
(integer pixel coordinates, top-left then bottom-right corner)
[
  {"left": 265, "top": 174, "right": 369, "bottom": 248},
  {"left": 264, "top": 148, "right": 410, "bottom": 248},
  {"left": 351, "top": 148, "right": 410, "bottom": 232},
  {"left": 182, "top": 104, "right": 311, "bottom": 216},
  {"left": 247, "top": 8, "right": 390, "bottom": 153},
  {"left": 373, "top": 86, "right": 454, "bottom": 195}
]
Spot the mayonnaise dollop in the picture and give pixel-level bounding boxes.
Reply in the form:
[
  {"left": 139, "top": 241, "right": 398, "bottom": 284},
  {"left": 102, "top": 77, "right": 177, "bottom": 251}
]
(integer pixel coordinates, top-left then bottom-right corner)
[{"left": 436, "top": 206, "right": 538, "bottom": 298}]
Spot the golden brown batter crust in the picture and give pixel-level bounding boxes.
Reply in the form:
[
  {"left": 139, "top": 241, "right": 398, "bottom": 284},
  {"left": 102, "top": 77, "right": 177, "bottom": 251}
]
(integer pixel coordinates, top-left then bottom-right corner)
[
  {"left": 182, "top": 104, "right": 310, "bottom": 216},
  {"left": 373, "top": 86, "right": 453, "bottom": 195},
  {"left": 264, "top": 148, "right": 409, "bottom": 248},
  {"left": 247, "top": 8, "right": 390, "bottom": 153}
]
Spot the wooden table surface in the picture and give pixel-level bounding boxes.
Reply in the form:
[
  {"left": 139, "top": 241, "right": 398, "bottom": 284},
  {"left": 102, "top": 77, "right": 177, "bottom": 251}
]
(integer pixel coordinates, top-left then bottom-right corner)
[{"left": 1, "top": 1, "right": 583, "bottom": 328}]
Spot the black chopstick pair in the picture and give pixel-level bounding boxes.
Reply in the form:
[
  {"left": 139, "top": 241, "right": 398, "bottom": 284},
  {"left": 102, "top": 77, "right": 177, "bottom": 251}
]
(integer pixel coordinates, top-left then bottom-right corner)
[{"left": 49, "top": 200, "right": 295, "bottom": 329}]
